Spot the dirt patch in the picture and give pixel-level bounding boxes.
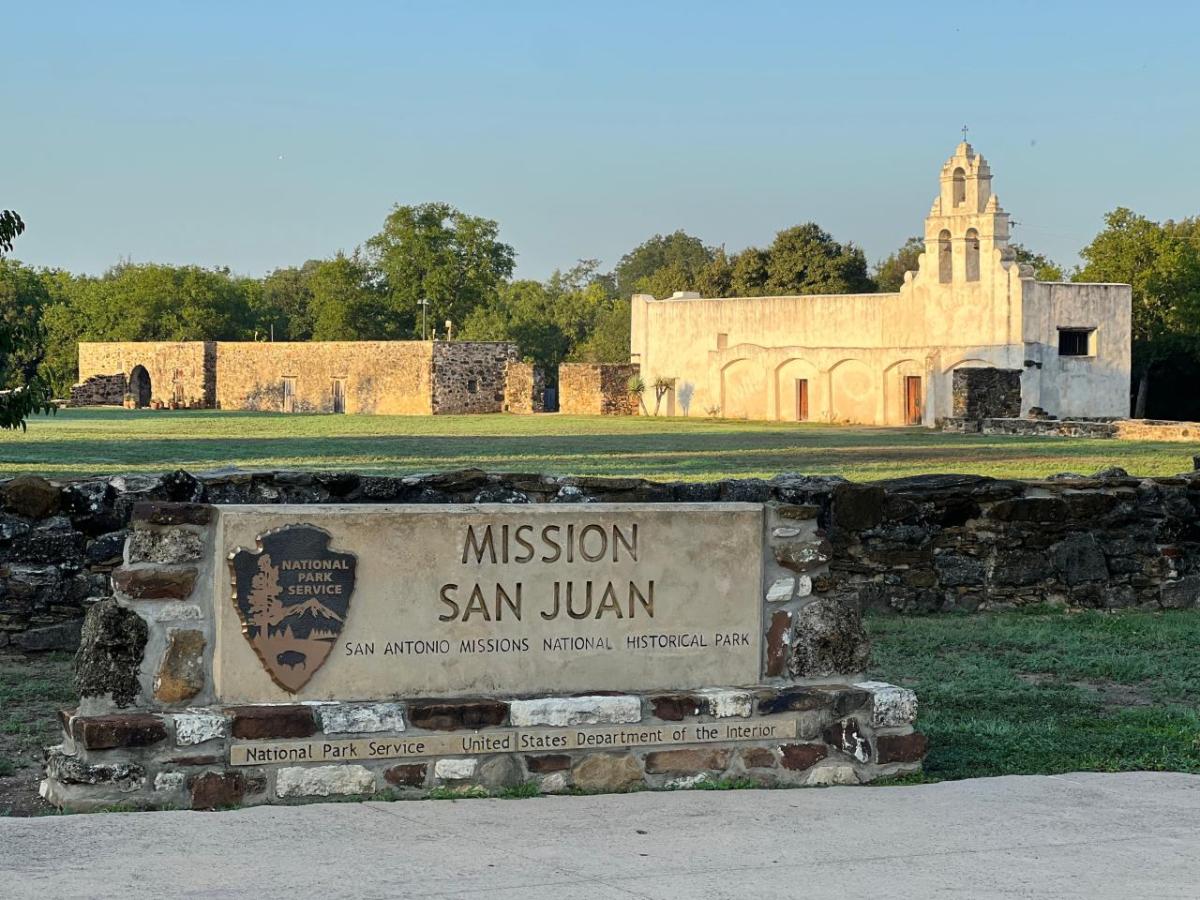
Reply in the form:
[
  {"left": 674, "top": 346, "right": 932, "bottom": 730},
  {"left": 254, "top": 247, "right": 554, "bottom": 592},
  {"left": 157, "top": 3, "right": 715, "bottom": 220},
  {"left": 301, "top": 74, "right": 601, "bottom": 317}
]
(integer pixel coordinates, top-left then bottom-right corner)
[
  {"left": 0, "top": 651, "right": 74, "bottom": 816},
  {"left": 1016, "top": 672, "right": 1156, "bottom": 708}
]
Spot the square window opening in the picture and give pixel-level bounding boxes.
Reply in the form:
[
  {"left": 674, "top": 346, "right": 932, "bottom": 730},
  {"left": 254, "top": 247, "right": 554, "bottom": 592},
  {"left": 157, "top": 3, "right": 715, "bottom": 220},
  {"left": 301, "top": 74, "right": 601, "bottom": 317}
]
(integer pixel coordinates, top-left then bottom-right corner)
[
  {"left": 1058, "top": 328, "right": 1095, "bottom": 357},
  {"left": 467, "top": 378, "right": 478, "bottom": 393}
]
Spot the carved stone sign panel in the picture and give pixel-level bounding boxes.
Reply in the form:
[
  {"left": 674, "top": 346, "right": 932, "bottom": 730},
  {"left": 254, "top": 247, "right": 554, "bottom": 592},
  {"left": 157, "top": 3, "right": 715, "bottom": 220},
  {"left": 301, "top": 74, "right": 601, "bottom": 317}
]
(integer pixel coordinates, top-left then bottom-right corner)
[{"left": 213, "top": 504, "right": 764, "bottom": 702}]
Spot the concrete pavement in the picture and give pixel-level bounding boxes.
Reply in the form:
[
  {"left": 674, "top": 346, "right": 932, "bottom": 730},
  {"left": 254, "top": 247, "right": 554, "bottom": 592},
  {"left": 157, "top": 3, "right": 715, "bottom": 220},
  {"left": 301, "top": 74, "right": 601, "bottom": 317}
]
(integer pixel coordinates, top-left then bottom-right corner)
[{"left": 2, "top": 772, "right": 1199, "bottom": 899}]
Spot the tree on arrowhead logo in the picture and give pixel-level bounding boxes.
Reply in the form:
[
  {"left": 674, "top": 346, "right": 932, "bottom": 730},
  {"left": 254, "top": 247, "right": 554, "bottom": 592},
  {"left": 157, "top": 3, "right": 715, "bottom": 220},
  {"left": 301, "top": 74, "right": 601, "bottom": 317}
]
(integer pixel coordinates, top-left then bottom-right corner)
[{"left": 229, "top": 525, "right": 356, "bottom": 693}]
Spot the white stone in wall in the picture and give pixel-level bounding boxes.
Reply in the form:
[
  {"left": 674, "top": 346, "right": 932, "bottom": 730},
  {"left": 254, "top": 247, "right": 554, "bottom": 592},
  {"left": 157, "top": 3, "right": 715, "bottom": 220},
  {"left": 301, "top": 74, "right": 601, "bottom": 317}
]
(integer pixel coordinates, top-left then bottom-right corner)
[
  {"left": 540, "top": 772, "right": 569, "bottom": 794},
  {"left": 795, "top": 575, "right": 813, "bottom": 598},
  {"left": 174, "top": 712, "right": 227, "bottom": 746},
  {"left": 318, "top": 703, "right": 405, "bottom": 734},
  {"left": 434, "top": 758, "right": 478, "bottom": 780},
  {"left": 765, "top": 576, "right": 795, "bottom": 602},
  {"left": 154, "top": 772, "right": 185, "bottom": 792},
  {"left": 152, "top": 604, "right": 204, "bottom": 623},
  {"left": 666, "top": 773, "right": 711, "bottom": 789},
  {"left": 804, "top": 765, "right": 860, "bottom": 786},
  {"left": 772, "top": 527, "right": 802, "bottom": 539},
  {"left": 510, "top": 696, "right": 642, "bottom": 727},
  {"left": 276, "top": 765, "right": 375, "bottom": 798},
  {"left": 854, "top": 681, "right": 918, "bottom": 727},
  {"left": 697, "top": 689, "right": 753, "bottom": 718}
]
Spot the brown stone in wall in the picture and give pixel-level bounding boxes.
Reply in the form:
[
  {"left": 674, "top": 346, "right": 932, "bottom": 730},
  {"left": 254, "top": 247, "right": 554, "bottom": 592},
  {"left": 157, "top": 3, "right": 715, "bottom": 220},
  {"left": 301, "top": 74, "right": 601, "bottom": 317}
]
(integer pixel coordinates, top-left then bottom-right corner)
[
  {"left": 69, "top": 373, "right": 126, "bottom": 407},
  {"left": 780, "top": 743, "right": 829, "bottom": 771},
  {"left": 502, "top": 360, "right": 545, "bottom": 414},
  {"left": 572, "top": 753, "right": 642, "bottom": 791},
  {"left": 875, "top": 732, "right": 928, "bottom": 764},
  {"left": 132, "top": 502, "right": 213, "bottom": 526},
  {"left": 558, "top": 363, "right": 640, "bottom": 415},
  {"left": 643, "top": 748, "right": 730, "bottom": 774},
  {"left": 72, "top": 714, "right": 167, "bottom": 750},
  {"left": 408, "top": 700, "right": 509, "bottom": 731},
  {"left": 741, "top": 747, "right": 777, "bottom": 769},
  {"left": 229, "top": 705, "right": 317, "bottom": 739},
  {"left": 765, "top": 610, "right": 791, "bottom": 678},
  {"left": 524, "top": 754, "right": 572, "bottom": 773},
  {"left": 384, "top": 763, "right": 428, "bottom": 788},
  {"left": 112, "top": 566, "right": 198, "bottom": 600},
  {"left": 189, "top": 771, "right": 256, "bottom": 810},
  {"left": 153, "top": 629, "right": 206, "bottom": 703}
]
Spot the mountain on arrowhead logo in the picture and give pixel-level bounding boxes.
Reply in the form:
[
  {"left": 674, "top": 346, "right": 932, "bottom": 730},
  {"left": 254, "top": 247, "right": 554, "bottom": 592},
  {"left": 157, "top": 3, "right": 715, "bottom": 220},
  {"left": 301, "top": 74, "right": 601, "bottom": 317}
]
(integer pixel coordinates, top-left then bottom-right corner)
[{"left": 229, "top": 525, "right": 356, "bottom": 693}]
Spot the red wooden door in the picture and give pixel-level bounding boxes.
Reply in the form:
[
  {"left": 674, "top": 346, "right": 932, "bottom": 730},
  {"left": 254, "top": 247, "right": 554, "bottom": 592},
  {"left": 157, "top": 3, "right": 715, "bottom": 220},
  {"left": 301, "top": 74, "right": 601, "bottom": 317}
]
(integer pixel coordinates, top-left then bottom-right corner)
[
  {"left": 904, "top": 376, "right": 922, "bottom": 425},
  {"left": 795, "top": 379, "right": 809, "bottom": 421}
]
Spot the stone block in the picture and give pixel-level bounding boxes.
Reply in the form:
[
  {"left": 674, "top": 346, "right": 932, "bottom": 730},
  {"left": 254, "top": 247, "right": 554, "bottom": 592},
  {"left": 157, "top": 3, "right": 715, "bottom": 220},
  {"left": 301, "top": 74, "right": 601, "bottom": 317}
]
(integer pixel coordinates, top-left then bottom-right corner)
[
  {"left": 154, "top": 629, "right": 206, "bottom": 703},
  {"left": 75, "top": 599, "right": 148, "bottom": 708},
  {"left": 854, "top": 681, "right": 918, "bottom": 727},
  {"left": 434, "top": 758, "right": 478, "bottom": 780},
  {"left": 766, "top": 576, "right": 795, "bottom": 602},
  {"left": 805, "top": 765, "right": 860, "bottom": 786},
  {"left": 765, "top": 610, "right": 791, "bottom": 677},
  {"left": 229, "top": 705, "right": 317, "bottom": 739},
  {"left": 572, "top": 754, "right": 642, "bottom": 792},
  {"left": 509, "top": 695, "right": 640, "bottom": 727},
  {"left": 741, "top": 747, "right": 777, "bottom": 768},
  {"left": 174, "top": 712, "right": 226, "bottom": 746},
  {"left": 3, "top": 475, "right": 60, "bottom": 519},
  {"left": 276, "top": 765, "right": 375, "bottom": 799},
  {"left": 649, "top": 693, "right": 701, "bottom": 721},
  {"left": 14, "top": 620, "right": 82, "bottom": 652},
  {"left": 408, "top": 700, "right": 508, "bottom": 731},
  {"left": 154, "top": 772, "right": 186, "bottom": 793},
  {"left": 86, "top": 531, "right": 127, "bottom": 566},
  {"left": 112, "top": 566, "right": 198, "bottom": 600},
  {"left": 875, "top": 732, "right": 928, "bottom": 764},
  {"left": 127, "top": 528, "right": 205, "bottom": 564},
  {"left": 832, "top": 483, "right": 885, "bottom": 531},
  {"left": 72, "top": 714, "right": 167, "bottom": 750},
  {"left": 152, "top": 604, "right": 204, "bottom": 623},
  {"left": 383, "top": 764, "right": 428, "bottom": 788},
  {"left": 779, "top": 743, "right": 828, "bottom": 771},
  {"left": 1160, "top": 575, "right": 1200, "bottom": 609},
  {"left": 189, "top": 772, "right": 253, "bottom": 809},
  {"left": 697, "top": 689, "right": 753, "bottom": 718},
  {"left": 540, "top": 772, "right": 570, "bottom": 793},
  {"left": 1051, "top": 533, "right": 1108, "bottom": 585},
  {"left": 524, "top": 754, "right": 571, "bottom": 773},
  {"left": 131, "top": 502, "right": 213, "bottom": 526},
  {"left": 318, "top": 703, "right": 406, "bottom": 734},
  {"left": 774, "top": 540, "right": 833, "bottom": 573},
  {"left": 643, "top": 748, "right": 730, "bottom": 775},
  {"left": 476, "top": 755, "right": 524, "bottom": 790},
  {"left": 756, "top": 687, "right": 831, "bottom": 715},
  {"left": 45, "top": 749, "right": 144, "bottom": 792},
  {"left": 788, "top": 599, "right": 871, "bottom": 678},
  {"left": 824, "top": 719, "right": 871, "bottom": 763}
]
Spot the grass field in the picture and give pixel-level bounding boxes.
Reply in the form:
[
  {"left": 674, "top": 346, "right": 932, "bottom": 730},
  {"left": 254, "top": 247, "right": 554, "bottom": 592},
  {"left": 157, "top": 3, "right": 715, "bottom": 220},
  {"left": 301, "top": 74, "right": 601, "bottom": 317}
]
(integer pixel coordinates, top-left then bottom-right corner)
[
  {"left": 3, "top": 608, "right": 1197, "bottom": 813},
  {"left": 0, "top": 408, "right": 1195, "bottom": 480}
]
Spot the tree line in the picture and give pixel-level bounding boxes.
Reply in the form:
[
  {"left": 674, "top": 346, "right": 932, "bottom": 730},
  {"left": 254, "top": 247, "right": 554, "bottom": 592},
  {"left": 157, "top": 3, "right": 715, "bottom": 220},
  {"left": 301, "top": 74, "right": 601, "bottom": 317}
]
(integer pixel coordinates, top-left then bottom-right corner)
[{"left": 2, "top": 199, "right": 1199, "bottom": 425}]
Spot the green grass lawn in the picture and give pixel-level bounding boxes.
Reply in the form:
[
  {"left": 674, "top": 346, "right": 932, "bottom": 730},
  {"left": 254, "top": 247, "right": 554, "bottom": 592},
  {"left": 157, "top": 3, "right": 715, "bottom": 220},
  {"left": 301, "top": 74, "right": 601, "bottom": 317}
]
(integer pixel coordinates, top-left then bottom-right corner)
[
  {"left": 868, "top": 609, "right": 1200, "bottom": 781},
  {"left": 0, "top": 408, "right": 1195, "bottom": 480}
]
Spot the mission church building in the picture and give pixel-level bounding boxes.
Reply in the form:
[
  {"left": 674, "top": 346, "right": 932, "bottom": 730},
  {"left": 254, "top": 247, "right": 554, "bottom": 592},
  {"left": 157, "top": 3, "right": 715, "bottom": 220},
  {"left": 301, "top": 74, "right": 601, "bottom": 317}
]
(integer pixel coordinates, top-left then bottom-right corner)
[{"left": 629, "top": 143, "right": 1132, "bottom": 425}]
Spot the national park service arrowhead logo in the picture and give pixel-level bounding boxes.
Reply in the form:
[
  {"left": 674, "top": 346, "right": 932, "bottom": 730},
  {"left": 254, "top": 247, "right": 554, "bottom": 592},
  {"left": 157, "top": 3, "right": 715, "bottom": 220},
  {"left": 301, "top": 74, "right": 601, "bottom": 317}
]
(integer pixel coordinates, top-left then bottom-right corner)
[{"left": 229, "top": 525, "right": 356, "bottom": 693}]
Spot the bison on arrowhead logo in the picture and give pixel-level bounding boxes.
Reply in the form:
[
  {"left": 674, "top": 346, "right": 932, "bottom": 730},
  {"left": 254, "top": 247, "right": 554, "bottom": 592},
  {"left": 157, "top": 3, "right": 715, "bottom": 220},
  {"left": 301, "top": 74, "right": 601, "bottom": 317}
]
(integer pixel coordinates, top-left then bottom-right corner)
[{"left": 229, "top": 525, "right": 356, "bottom": 693}]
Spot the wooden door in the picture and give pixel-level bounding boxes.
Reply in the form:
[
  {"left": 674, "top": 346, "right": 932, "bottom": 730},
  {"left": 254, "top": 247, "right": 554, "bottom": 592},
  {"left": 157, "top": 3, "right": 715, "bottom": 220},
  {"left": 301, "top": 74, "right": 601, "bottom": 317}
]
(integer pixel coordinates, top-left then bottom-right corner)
[
  {"left": 795, "top": 379, "right": 809, "bottom": 421},
  {"left": 331, "top": 378, "right": 346, "bottom": 414},
  {"left": 904, "top": 376, "right": 922, "bottom": 425},
  {"left": 282, "top": 376, "right": 297, "bottom": 413}
]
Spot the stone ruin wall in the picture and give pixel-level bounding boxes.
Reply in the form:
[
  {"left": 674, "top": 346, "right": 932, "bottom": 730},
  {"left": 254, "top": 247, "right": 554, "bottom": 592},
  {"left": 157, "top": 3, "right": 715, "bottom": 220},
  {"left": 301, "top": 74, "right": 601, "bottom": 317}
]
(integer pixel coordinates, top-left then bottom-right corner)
[
  {"left": 212, "top": 341, "right": 435, "bottom": 415},
  {"left": 502, "top": 361, "right": 545, "bottom": 414},
  {"left": 430, "top": 342, "right": 519, "bottom": 414},
  {"left": 940, "top": 417, "right": 1200, "bottom": 442},
  {"left": 76, "top": 342, "right": 212, "bottom": 408},
  {"left": 69, "top": 373, "right": 127, "bottom": 407},
  {"left": 4, "top": 463, "right": 1200, "bottom": 654},
  {"left": 951, "top": 367, "right": 1022, "bottom": 419},
  {"left": 558, "top": 363, "right": 640, "bottom": 415}
]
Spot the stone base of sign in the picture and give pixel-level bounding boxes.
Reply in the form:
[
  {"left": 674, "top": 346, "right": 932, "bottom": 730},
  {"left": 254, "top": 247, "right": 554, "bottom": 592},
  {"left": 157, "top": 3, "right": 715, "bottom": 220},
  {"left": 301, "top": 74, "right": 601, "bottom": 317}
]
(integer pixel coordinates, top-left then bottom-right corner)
[{"left": 41, "top": 682, "right": 923, "bottom": 811}]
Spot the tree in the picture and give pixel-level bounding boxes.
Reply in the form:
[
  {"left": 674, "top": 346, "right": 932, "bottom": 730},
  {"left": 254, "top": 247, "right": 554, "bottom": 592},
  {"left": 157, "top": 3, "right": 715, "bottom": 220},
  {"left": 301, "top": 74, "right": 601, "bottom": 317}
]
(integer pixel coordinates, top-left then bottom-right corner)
[
  {"left": 365, "top": 202, "right": 514, "bottom": 338},
  {"left": 873, "top": 236, "right": 924, "bottom": 292},
  {"left": 0, "top": 208, "right": 53, "bottom": 429},
  {"left": 307, "top": 254, "right": 387, "bottom": 340},
  {"left": 1075, "top": 208, "right": 1200, "bottom": 416},
  {"left": 765, "top": 223, "right": 873, "bottom": 295},
  {"left": 257, "top": 262, "right": 320, "bottom": 340},
  {"left": 730, "top": 247, "right": 770, "bottom": 297},
  {"left": 613, "top": 231, "right": 712, "bottom": 298},
  {"left": 571, "top": 299, "right": 631, "bottom": 363},
  {"left": 1010, "top": 243, "right": 1064, "bottom": 282}
]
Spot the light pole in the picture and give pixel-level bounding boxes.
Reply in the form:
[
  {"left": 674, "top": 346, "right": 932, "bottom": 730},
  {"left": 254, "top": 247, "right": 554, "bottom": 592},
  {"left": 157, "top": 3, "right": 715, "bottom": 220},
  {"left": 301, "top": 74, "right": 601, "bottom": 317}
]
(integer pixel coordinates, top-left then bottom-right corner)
[{"left": 418, "top": 298, "right": 429, "bottom": 340}]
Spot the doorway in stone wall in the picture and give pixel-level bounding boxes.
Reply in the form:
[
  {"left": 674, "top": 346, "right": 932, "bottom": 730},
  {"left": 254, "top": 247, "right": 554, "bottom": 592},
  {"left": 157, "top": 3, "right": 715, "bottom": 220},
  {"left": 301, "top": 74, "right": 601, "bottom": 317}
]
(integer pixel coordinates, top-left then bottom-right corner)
[
  {"left": 795, "top": 378, "right": 809, "bottom": 421},
  {"left": 904, "top": 376, "right": 923, "bottom": 425},
  {"left": 331, "top": 378, "right": 346, "bottom": 414},
  {"left": 129, "top": 365, "right": 152, "bottom": 408}
]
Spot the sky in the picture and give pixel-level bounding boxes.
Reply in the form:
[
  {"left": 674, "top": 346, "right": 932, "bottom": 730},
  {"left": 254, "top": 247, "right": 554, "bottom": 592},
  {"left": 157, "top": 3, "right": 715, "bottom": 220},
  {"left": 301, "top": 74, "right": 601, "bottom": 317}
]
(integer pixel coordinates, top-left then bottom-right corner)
[{"left": 4, "top": 1, "right": 1199, "bottom": 282}]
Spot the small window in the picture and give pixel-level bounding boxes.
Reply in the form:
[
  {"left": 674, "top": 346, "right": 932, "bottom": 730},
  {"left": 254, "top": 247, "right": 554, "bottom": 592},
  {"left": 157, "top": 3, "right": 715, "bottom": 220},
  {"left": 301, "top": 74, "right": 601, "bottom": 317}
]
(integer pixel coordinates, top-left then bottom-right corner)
[
  {"left": 1058, "top": 328, "right": 1094, "bottom": 357},
  {"left": 938, "top": 230, "right": 952, "bottom": 283},
  {"left": 467, "top": 378, "right": 478, "bottom": 393},
  {"left": 952, "top": 167, "right": 966, "bottom": 207},
  {"left": 716, "top": 333, "right": 728, "bottom": 350},
  {"left": 965, "top": 228, "right": 980, "bottom": 282}
]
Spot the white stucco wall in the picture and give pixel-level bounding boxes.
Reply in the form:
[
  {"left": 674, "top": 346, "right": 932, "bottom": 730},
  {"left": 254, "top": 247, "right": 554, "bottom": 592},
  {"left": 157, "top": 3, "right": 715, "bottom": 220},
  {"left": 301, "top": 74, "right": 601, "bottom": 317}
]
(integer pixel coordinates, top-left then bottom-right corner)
[{"left": 629, "top": 143, "right": 1133, "bottom": 425}]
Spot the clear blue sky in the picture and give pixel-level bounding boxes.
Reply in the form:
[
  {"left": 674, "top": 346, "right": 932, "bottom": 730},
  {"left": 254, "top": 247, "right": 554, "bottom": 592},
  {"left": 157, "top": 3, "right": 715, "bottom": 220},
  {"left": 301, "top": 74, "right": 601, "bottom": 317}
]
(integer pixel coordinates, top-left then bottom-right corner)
[{"left": 5, "top": 1, "right": 1198, "bottom": 282}]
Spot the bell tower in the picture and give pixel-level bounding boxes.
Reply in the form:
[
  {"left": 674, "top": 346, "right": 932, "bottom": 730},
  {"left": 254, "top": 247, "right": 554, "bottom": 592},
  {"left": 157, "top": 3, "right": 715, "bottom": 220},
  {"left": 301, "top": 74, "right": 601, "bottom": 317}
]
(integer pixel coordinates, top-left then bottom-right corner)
[{"left": 921, "top": 142, "right": 1012, "bottom": 285}]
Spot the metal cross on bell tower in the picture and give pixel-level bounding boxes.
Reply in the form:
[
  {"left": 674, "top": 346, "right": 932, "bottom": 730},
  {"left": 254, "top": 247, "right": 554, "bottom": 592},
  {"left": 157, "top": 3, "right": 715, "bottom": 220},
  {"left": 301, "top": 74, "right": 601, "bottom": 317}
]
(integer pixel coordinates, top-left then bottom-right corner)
[{"left": 961, "top": 124, "right": 969, "bottom": 142}]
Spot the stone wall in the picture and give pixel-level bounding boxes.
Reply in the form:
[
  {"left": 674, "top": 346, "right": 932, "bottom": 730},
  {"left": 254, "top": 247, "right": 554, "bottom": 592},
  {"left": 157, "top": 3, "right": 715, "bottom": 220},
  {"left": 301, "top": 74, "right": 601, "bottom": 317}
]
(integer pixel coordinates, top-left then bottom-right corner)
[
  {"left": 939, "top": 417, "right": 1200, "bottom": 442},
  {"left": 5, "top": 464, "right": 1200, "bottom": 657},
  {"left": 951, "top": 367, "right": 1021, "bottom": 418},
  {"left": 430, "top": 342, "right": 520, "bottom": 414},
  {"left": 68, "top": 374, "right": 127, "bottom": 407},
  {"left": 214, "top": 341, "right": 435, "bottom": 415},
  {"left": 77, "top": 342, "right": 212, "bottom": 409},
  {"left": 502, "top": 361, "right": 545, "bottom": 414},
  {"left": 559, "top": 363, "right": 640, "bottom": 415}
]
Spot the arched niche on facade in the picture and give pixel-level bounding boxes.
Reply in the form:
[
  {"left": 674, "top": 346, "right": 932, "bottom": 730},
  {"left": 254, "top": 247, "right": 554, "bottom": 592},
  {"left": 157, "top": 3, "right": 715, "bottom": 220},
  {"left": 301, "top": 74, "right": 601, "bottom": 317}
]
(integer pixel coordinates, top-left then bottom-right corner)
[
  {"left": 938, "top": 230, "right": 952, "bottom": 283},
  {"left": 828, "top": 358, "right": 874, "bottom": 424},
  {"left": 965, "top": 228, "right": 980, "bottom": 282},
  {"left": 774, "top": 358, "right": 819, "bottom": 422},
  {"left": 719, "top": 358, "right": 767, "bottom": 420}
]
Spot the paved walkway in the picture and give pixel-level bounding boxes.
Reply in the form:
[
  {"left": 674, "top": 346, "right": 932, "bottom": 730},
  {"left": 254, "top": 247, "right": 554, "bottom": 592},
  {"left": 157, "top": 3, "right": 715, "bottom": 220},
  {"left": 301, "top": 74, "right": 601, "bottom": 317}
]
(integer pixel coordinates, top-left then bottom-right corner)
[{"left": 2, "top": 773, "right": 1198, "bottom": 899}]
